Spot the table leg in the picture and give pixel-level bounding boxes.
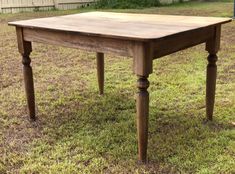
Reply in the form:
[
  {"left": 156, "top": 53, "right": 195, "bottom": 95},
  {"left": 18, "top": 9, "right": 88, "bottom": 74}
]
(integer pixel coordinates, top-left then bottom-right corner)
[
  {"left": 22, "top": 52, "right": 35, "bottom": 120},
  {"left": 133, "top": 42, "right": 152, "bottom": 163},
  {"left": 16, "top": 27, "right": 36, "bottom": 120},
  {"left": 96, "top": 52, "right": 104, "bottom": 95},
  {"left": 205, "top": 25, "right": 221, "bottom": 121},
  {"left": 136, "top": 75, "right": 149, "bottom": 163},
  {"left": 206, "top": 54, "right": 217, "bottom": 120}
]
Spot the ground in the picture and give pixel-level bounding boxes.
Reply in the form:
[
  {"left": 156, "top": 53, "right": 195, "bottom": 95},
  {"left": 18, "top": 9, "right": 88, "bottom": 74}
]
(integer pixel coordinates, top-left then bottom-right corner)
[{"left": 0, "top": 1, "right": 234, "bottom": 173}]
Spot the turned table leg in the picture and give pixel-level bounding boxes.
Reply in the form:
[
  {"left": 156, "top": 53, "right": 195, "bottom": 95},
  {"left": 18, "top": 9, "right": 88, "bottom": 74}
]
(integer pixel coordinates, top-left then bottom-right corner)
[
  {"left": 16, "top": 27, "right": 36, "bottom": 120},
  {"left": 22, "top": 52, "right": 36, "bottom": 120},
  {"left": 136, "top": 75, "right": 149, "bottom": 163},
  {"left": 133, "top": 42, "right": 153, "bottom": 163},
  {"left": 205, "top": 25, "right": 221, "bottom": 121},
  {"left": 206, "top": 54, "right": 218, "bottom": 120},
  {"left": 96, "top": 52, "right": 104, "bottom": 95}
]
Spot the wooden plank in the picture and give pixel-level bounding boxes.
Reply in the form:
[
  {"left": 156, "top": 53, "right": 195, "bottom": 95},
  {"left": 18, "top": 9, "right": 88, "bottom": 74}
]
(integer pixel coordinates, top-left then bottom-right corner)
[
  {"left": 1, "top": 4, "right": 54, "bottom": 8},
  {"left": 0, "top": 0, "right": 2, "bottom": 13},
  {"left": 23, "top": 28, "right": 135, "bottom": 57},
  {"left": 1, "top": 0, "right": 54, "bottom": 8},
  {"left": 0, "top": 0, "right": 94, "bottom": 13},
  {"left": 9, "top": 12, "right": 232, "bottom": 41},
  {"left": 152, "top": 26, "right": 214, "bottom": 59},
  {"left": 54, "top": 0, "right": 59, "bottom": 9}
]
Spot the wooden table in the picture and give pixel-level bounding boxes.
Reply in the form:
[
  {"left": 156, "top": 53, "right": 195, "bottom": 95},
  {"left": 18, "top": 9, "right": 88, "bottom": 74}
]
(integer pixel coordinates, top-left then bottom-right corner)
[{"left": 9, "top": 12, "right": 232, "bottom": 163}]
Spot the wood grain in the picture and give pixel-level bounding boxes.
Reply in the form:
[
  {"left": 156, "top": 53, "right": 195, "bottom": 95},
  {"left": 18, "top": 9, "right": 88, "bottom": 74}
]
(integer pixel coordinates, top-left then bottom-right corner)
[
  {"left": 136, "top": 75, "right": 150, "bottom": 163},
  {"left": 22, "top": 28, "right": 135, "bottom": 57},
  {"left": 153, "top": 26, "right": 214, "bottom": 58},
  {"left": 16, "top": 27, "right": 36, "bottom": 120},
  {"left": 0, "top": 0, "right": 94, "bottom": 13},
  {"left": 133, "top": 42, "right": 153, "bottom": 76},
  {"left": 97, "top": 52, "right": 104, "bottom": 95},
  {"left": 205, "top": 25, "right": 221, "bottom": 120},
  {"left": 9, "top": 12, "right": 232, "bottom": 41}
]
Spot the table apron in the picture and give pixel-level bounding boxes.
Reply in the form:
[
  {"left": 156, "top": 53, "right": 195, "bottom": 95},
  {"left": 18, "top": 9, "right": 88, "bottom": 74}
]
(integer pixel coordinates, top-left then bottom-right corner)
[
  {"left": 21, "top": 25, "right": 218, "bottom": 72},
  {"left": 22, "top": 27, "right": 135, "bottom": 57},
  {"left": 152, "top": 26, "right": 216, "bottom": 59}
]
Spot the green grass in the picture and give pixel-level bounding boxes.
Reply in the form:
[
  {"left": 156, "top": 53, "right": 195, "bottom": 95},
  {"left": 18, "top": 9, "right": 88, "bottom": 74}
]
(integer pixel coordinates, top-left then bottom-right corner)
[{"left": 0, "top": 1, "right": 235, "bottom": 173}]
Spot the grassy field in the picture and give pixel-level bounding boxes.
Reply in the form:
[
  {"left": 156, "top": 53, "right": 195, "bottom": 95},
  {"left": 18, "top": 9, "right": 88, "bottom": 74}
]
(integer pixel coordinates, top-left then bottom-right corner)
[{"left": 0, "top": 1, "right": 234, "bottom": 173}]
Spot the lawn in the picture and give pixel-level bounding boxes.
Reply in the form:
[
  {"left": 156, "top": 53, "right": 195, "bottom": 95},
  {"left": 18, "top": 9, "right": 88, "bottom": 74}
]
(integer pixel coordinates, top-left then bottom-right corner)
[{"left": 0, "top": 1, "right": 234, "bottom": 173}]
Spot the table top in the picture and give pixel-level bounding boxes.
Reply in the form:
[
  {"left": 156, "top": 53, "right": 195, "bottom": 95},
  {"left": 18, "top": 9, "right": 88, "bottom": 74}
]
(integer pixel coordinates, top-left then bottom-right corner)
[{"left": 9, "top": 12, "right": 232, "bottom": 41}]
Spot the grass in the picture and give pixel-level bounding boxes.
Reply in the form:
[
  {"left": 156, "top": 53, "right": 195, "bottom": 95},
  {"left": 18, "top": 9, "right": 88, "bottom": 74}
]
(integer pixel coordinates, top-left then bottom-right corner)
[{"left": 0, "top": 1, "right": 235, "bottom": 173}]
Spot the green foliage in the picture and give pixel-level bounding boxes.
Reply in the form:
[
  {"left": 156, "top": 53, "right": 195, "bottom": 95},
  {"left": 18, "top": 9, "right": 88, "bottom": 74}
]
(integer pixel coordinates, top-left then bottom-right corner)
[{"left": 94, "top": 0, "right": 161, "bottom": 9}]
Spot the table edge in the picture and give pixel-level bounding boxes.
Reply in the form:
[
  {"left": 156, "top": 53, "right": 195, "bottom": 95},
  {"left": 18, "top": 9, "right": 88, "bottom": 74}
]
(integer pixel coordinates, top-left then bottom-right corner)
[{"left": 8, "top": 18, "right": 232, "bottom": 42}]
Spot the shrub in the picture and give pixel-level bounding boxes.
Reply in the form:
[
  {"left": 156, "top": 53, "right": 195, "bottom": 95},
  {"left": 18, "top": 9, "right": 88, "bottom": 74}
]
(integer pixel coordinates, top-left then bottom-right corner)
[{"left": 94, "top": 0, "right": 161, "bottom": 9}]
